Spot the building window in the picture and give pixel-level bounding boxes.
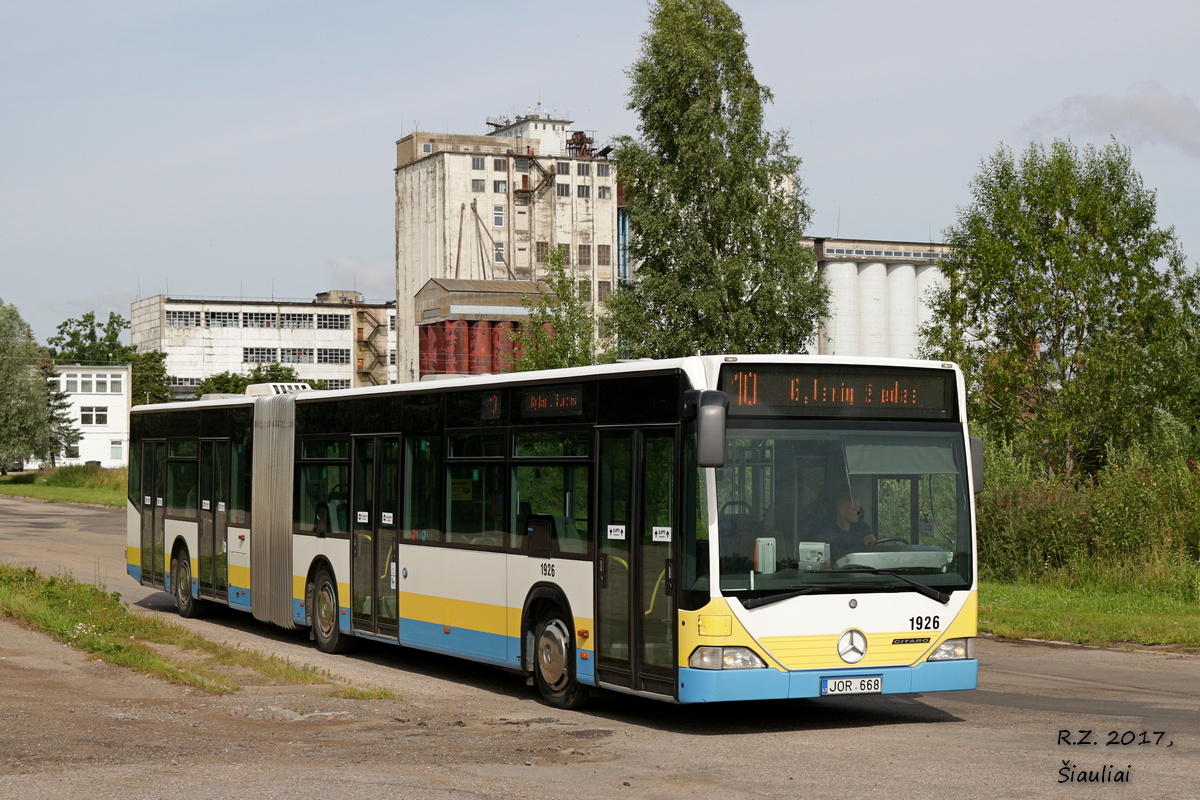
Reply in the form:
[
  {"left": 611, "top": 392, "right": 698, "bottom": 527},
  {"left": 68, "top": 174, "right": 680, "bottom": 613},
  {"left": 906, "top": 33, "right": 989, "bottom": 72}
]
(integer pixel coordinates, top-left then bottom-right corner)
[
  {"left": 243, "top": 312, "right": 278, "bottom": 328},
  {"left": 281, "top": 348, "right": 314, "bottom": 363},
  {"left": 598, "top": 244, "right": 612, "bottom": 266},
  {"left": 556, "top": 162, "right": 571, "bottom": 175},
  {"left": 79, "top": 375, "right": 93, "bottom": 393},
  {"left": 577, "top": 185, "right": 591, "bottom": 198},
  {"left": 324, "top": 379, "right": 351, "bottom": 390},
  {"left": 317, "top": 348, "right": 351, "bottom": 364},
  {"left": 422, "top": 142, "right": 433, "bottom": 154},
  {"left": 205, "top": 311, "right": 239, "bottom": 327},
  {"left": 172, "top": 377, "right": 202, "bottom": 387},
  {"left": 65, "top": 445, "right": 80, "bottom": 459},
  {"left": 598, "top": 281, "right": 612, "bottom": 302},
  {"left": 515, "top": 158, "right": 529, "bottom": 172},
  {"left": 578, "top": 280, "right": 592, "bottom": 302},
  {"left": 317, "top": 314, "right": 351, "bottom": 330},
  {"left": 389, "top": 351, "right": 397, "bottom": 366},
  {"left": 243, "top": 347, "right": 279, "bottom": 363},
  {"left": 597, "top": 163, "right": 610, "bottom": 177},
  {"left": 81, "top": 406, "right": 108, "bottom": 425},
  {"left": 493, "top": 158, "right": 506, "bottom": 172},
  {"left": 472, "top": 156, "right": 485, "bottom": 170},
  {"left": 280, "top": 313, "right": 314, "bottom": 329},
  {"left": 111, "top": 440, "right": 123, "bottom": 460},
  {"left": 558, "top": 244, "right": 571, "bottom": 266},
  {"left": 493, "top": 205, "right": 504, "bottom": 227},
  {"left": 577, "top": 163, "right": 591, "bottom": 177},
  {"left": 597, "top": 186, "right": 611, "bottom": 200},
  {"left": 472, "top": 179, "right": 485, "bottom": 192},
  {"left": 94, "top": 375, "right": 109, "bottom": 393},
  {"left": 535, "top": 241, "right": 549, "bottom": 264},
  {"left": 108, "top": 373, "right": 123, "bottom": 393},
  {"left": 63, "top": 373, "right": 78, "bottom": 392},
  {"left": 494, "top": 242, "right": 505, "bottom": 264},
  {"left": 493, "top": 180, "right": 507, "bottom": 193},
  {"left": 389, "top": 315, "right": 396, "bottom": 331},
  {"left": 578, "top": 245, "right": 592, "bottom": 267},
  {"left": 556, "top": 183, "right": 571, "bottom": 198},
  {"left": 166, "top": 310, "right": 201, "bottom": 327}
]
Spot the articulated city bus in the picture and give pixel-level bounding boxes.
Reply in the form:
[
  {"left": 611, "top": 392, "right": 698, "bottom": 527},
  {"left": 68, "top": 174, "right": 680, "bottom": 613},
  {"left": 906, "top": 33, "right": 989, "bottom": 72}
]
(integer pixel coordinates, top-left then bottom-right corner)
[{"left": 127, "top": 355, "right": 981, "bottom": 707}]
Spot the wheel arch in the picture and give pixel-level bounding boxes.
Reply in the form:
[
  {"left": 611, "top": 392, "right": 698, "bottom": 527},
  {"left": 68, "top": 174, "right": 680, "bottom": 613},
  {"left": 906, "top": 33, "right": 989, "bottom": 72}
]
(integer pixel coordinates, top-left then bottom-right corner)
[{"left": 520, "top": 582, "right": 573, "bottom": 674}]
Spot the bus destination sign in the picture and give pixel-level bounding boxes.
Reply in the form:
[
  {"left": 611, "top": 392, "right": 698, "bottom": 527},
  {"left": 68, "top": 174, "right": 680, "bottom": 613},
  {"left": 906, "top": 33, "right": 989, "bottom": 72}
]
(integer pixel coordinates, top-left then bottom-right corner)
[
  {"left": 719, "top": 365, "right": 956, "bottom": 420},
  {"left": 519, "top": 384, "right": 585, "bottom": 419}
]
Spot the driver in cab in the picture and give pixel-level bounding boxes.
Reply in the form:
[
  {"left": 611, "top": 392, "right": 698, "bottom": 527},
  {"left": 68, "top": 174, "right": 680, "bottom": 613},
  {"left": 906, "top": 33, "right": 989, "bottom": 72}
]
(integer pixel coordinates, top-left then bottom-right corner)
[{"left": 820, "top": 492, "right": 876, "bottom": 563}]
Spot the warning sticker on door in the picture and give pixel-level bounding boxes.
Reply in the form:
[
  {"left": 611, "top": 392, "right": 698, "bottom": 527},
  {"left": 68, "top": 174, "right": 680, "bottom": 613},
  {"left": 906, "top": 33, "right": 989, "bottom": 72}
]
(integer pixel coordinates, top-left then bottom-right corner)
[
  {"left": 607, "top": 525, "right": 627, "bottom": 540},
  {"left": 357, "top": 511, "right": 369, "bottom": 524},
  {"left": 653, "top": 526, "right": 672, "bottom": 542},
  {"left": 381, "top": 512, "right": 394, "bottom": 525}
]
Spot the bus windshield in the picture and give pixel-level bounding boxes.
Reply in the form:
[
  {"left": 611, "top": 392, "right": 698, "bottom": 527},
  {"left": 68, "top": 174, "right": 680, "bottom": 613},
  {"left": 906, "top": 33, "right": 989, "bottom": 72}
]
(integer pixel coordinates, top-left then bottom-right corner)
[{"left": 711, "top": 424, "right": 973, "bottom": 600}]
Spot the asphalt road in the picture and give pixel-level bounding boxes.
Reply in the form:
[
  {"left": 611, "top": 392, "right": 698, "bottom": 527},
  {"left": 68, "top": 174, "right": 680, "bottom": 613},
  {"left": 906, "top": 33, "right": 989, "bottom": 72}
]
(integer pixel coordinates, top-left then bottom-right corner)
[{"left": 1, "top": 496, "right": 1197, "bottom": 799}]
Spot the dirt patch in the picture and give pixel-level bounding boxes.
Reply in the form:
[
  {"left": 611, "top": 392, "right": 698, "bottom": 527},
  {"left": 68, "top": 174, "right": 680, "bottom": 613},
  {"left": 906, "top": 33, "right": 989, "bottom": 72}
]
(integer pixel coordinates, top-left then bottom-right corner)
[{"left": 0, "top": 619, "right": 615, "bottom": 800}]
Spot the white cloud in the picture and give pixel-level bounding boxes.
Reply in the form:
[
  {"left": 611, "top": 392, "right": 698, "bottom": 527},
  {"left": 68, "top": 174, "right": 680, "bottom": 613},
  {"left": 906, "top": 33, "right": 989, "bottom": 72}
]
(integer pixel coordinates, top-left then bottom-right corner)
[{"left": 1025, "top": 80, "right": 1200, "bottom": 158}]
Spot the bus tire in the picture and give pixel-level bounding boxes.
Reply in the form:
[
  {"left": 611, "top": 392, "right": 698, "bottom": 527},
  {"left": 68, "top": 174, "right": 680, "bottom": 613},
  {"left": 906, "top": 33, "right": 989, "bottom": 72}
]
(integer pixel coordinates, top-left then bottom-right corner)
[
  {"left": 532, "top": 608, "right": 588, "bottom": 709},
  {"left": 172, "top": 552, "right": 206, "bottom": 619},
  {"left": 310, "top": 568, "right": 355, "bottom": 654}
]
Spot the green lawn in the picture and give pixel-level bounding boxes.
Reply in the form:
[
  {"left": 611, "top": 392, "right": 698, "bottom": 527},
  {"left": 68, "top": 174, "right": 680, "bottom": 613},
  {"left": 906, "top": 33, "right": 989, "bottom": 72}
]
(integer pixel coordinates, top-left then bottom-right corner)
[{"left": 979, "top": 579, "right": 1200, "bottom": 650}]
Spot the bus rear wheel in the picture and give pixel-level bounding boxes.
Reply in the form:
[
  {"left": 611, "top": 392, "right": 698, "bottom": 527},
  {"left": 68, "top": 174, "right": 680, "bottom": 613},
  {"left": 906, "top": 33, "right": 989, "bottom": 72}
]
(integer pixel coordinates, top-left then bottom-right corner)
[
  {"left": 172, "top": 553, "right": 206, "bottom": 619},
  {"left": 310, "top": 568, "right": 355, "bottom": 654},
  {"left": 533, "top": 609, "right": 588, "bottom": 709}
]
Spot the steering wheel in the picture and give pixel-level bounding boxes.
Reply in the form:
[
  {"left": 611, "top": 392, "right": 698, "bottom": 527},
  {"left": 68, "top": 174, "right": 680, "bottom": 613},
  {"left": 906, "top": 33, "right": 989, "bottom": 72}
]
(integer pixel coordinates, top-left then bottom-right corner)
[
  {"left": 870, "top": 537, "right": 909, "bottom": 547},
  {"left": 329, "top": 483, "right": 348, "bottom": 499},
  {"left": 720, "top": 500, "right": 753, "bottom": 515}
]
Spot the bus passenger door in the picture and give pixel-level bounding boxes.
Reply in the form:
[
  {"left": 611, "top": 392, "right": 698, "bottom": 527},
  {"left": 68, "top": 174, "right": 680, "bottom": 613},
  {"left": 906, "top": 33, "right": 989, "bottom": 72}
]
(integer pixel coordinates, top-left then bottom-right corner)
[
  {"left": 350, "top": 436, "right": 400, "bottom": 639},
  {"left": 140, "top": 441, "right": 167, "bottom": 588},
  {"left": 197, "top": 440, "right": 230, "bottom": 602},
  {"left": 596, "top": 428, "right": 678, "bottom": 697}
]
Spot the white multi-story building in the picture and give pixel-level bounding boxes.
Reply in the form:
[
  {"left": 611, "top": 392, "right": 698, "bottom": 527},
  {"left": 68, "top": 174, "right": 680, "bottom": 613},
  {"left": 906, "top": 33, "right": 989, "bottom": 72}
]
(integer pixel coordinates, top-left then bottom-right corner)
[
  {"left": 47, "top": 364, "right": 132, "bottom": 467},
  {"left": 131, "top": 291, "right": 396, "bottom": 396},
  {"left": 395, "top": 108, "right": 622, "bottom": 381}
]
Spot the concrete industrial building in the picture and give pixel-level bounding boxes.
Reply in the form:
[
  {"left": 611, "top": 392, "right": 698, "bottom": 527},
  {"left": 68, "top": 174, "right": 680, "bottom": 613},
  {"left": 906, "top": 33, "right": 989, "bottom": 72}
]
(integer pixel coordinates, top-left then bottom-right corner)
[
  {"left": 807, "top": 237, "right": 950, "bottom": 359},
  {"left": 131, "top": 291, "right": 396, "bottom": 397},
  {"left": 395, "top": 108, "right": 623, "bottom": 381}
]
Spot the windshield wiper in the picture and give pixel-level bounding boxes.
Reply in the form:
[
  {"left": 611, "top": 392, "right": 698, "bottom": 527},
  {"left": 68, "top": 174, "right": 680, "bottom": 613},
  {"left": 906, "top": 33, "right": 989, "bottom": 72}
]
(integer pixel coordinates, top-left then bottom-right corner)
[
  {"left": 742, "top": 583, "right": 880, "bottom": 609},
  {"left": 811, "top": 568, "right": 951, "bottom": 604}
]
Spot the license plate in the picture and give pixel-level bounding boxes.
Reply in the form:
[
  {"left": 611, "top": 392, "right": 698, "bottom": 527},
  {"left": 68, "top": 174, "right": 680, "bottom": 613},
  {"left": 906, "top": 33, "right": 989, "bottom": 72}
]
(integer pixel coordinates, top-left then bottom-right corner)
[{"left": 821, "top": 676, "right": 882, "bottom": 695}]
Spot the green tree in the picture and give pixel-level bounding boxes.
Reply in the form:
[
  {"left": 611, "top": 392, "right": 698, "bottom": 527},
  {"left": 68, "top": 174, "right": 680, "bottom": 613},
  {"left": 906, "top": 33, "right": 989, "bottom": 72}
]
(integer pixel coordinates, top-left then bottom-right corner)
[
  {"left": 194, "top": 363, "right": 317, "bottom": 397},
  {"left": 606, "top": 0, "right": 827, "bottom": 357},
  {"left": 509, "top": 247, "right": 605, "bottom": 371},
  {"left": 922, "top": 138, "right": 1199, "bottom": 475},
  {"left": 46, "top": 311, "right": 135, "bottom": 365},
  {"left": 0, "top": 300, "right": 51, "bottom": 467},
  {"left": 36, "top": 355, "right": 80, "bottom": 466},
  {"left": 130, "top": 350, "right": 174, "bottom": 406}
]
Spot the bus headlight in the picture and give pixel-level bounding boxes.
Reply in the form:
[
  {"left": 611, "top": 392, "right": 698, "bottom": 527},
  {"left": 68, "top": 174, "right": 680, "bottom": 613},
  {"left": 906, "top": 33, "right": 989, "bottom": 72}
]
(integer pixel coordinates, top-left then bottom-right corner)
[
  {"left": 688, "top": 646, "right": 767, "bottom": 670},
  {"left": 927, "top": 638, "right": 975, "bottom": 661}
]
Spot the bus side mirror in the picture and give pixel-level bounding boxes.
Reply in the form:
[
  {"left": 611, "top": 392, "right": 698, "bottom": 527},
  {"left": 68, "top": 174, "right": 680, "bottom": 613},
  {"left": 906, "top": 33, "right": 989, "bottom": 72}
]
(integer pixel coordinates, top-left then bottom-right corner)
[
  {"left": 696, "top": 390, "right": 728, "bottom": 468},
  {"left": 970, "top": 436, "right": 984, "bottom": 494}
]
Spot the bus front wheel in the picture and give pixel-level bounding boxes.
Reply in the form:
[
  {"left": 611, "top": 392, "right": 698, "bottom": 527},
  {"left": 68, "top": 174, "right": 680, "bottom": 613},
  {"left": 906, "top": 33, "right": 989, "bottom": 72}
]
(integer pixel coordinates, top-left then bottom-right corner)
[
  {"left": 310, "top": 568, "right": 355, "bottom": 654},
  {"left": 533, "top": 609, "right": 588, "bottom": 709}
]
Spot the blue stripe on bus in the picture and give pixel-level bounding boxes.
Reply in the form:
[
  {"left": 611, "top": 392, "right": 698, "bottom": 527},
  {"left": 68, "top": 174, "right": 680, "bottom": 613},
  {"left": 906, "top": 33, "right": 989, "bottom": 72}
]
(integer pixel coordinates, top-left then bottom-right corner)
[
  {"left": 229, "top": 586, "right": 252, "bottom": 611},
  {"left": 127, "top": 564, "right": 141, "bottom": 582},
  {"left": 394, "top": 619, "right": 597, "bottom": 683},
  {"left": 677, "top": 659, "right": 978, "bottom": 703}
]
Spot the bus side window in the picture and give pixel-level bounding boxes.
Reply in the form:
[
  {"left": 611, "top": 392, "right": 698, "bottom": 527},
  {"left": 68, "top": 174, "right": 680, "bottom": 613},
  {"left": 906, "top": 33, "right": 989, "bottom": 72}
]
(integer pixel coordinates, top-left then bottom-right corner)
[{"left": 405, "top": 436, "right": 444, "bottom": 543}]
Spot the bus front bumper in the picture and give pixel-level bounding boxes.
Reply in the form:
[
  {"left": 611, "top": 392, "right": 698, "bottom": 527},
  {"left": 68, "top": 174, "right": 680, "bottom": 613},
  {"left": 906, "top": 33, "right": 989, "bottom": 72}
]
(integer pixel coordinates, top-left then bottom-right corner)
[{"left": 677, "top": 658, "right": 977, "bottom": 704}]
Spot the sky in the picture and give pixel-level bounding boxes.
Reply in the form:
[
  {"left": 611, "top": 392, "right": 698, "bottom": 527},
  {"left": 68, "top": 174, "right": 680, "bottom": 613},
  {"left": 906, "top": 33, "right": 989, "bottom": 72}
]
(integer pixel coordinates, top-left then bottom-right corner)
[{"left": 3, "top": 0, "right": 1199, "bottom": 344}]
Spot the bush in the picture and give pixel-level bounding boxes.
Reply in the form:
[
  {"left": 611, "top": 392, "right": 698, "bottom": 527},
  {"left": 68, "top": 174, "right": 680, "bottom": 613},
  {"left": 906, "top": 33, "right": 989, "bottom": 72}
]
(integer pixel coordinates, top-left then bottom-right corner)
[
  {"left": 40, "top": 464, "right": 127, "bottom": 491},
  {"left": 976, "top": 427, "right": 1200, "bottom": 601}
]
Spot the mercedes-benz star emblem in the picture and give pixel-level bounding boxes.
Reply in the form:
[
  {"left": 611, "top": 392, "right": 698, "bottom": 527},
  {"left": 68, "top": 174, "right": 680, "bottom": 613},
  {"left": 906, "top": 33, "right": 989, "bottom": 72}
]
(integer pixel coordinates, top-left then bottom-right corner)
[{"left": 837, "top": 629, "right": 867, "bottom": 664}]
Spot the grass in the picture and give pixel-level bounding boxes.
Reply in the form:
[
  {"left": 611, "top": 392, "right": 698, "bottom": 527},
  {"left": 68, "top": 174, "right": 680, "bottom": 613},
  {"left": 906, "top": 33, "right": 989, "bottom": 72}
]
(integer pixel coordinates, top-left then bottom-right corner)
[
  {"left": 0, "top": 563, "right": 397, "bottom": 698},
  {"left": 979, "top": 579, "right": 1200, "bottom": 650},
  {"left": 0, "top": 469, "right": 126, "bottom": 507}
]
